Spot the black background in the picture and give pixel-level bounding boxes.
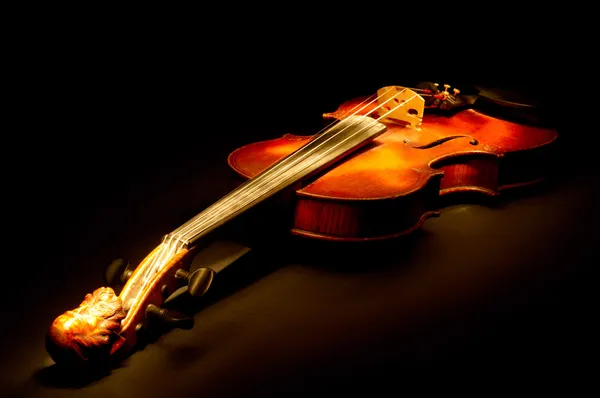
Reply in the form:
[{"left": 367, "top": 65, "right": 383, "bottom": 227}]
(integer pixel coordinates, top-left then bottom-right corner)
[{"left": 4, "top": 19, "right": 596, "bottom": 397}]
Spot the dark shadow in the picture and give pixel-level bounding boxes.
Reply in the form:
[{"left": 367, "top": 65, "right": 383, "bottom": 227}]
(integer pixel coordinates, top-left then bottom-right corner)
[
  {"left": 287, "top": 229, "right": 431, "bottom": 273},
  {"left": 33, "top": 361, "right": 117, "bottom": 389},
  {"left": 164, "top": 240, "right": 289, "bottom": 317},
  {"left": 165, "top": 344, "right": 209, "bottom": 369},
  {"left": 499, "top": 179, "right": 560, "bottom": 202},
  {"left": 439, "top": 191, "right": 502, "bottom": 209},
  {"left": 160, "top": 228, "right": 430, "bottom": 319},
  {"left": 149, "top": 343, "right": 211, "bottom": 371},
  {"left": 437, "top": 175, "right": 561, "bottom": 211}
]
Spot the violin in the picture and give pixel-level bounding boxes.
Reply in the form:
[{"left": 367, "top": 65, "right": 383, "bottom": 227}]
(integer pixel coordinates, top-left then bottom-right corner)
[
  {"left": 45, "top": 83, "right": 558, "bottom": 367},
  {"left": 229, "top": 82, "right": 557, "bottom": 240}
]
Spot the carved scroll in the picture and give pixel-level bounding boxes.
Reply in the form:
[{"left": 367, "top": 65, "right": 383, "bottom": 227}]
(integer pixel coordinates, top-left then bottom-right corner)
[{"left": 46, "top": 287, "right": 126, "bottom": 365}]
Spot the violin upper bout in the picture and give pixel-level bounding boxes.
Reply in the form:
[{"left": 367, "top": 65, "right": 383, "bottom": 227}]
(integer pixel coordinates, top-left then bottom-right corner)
[{"left": 228, "top": 134, "right": 313, "bottom": 180}]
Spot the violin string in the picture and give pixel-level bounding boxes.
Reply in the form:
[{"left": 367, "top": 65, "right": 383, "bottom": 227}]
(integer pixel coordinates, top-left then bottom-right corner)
[
  {"left": 172, "top": 84, "right": 444, "bottom": 243},
  {"left": 137, "top": 85, "right": 451, "bottom": 288},
  {"left": 140, "top": 87, "right": 421, "bottom": 283},
  {"left": 176, "top": 95, "right": 416, "bottom": 248},
  {"left": 169, "top": 88, "right": 396, "bottom": 242},
  {"left": 141, "top": 88, "right": 419, "bottom": 284},
  {"left": 172, "top": 88, "right": 406, "bottom": 241},
  {"left": 136, "top": 90, "right": 387, "bottom": 286},
  {"left": 140, "top": 91, "right": 419, "bottom": 286},
  {"left": 173, "top": 88, "right": 419, "bottom": 245},
  {"left": 174, "top": 88, "right": 417, "bottom": 244}
]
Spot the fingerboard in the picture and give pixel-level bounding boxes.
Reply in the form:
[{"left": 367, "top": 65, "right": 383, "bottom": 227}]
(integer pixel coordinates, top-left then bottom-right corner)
[{"left": 172, "top": 115, "right": 387, "bottom": 246}]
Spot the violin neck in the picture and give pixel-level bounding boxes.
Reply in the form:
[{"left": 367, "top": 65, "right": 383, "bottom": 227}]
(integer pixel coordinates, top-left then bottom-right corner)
[{"left": 169, "top": 115, "right": 387, "bottom": 247}]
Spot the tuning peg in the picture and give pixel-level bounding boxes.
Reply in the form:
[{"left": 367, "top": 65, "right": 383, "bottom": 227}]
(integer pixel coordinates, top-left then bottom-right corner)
[
  {"left": 174, "top": 268, "right": 214, "bottom": 297},
  {"left": 175, "top": 267, "right": 215, "bottom": 297},
  {"left": 104, "top": 258, "right": 134, "bottom": 287},
  {"left": 145, "top": 304, "right": 194, "bottom": 330}
]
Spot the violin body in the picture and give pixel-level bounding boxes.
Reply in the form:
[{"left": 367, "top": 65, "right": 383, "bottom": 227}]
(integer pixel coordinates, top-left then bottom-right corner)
[{"left": 228, "top": 96, "right": 557, "bottom": 241}]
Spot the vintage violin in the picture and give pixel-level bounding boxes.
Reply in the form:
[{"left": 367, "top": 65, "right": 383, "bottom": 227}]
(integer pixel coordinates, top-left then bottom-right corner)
[{"left": 45, "top": 83, "right": 558, "bottom": 367}]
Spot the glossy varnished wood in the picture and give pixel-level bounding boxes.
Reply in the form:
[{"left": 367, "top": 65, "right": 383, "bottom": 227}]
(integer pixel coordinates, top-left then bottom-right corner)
[{"left": 228, "top": 98, "right": 557, "bottom": 241}]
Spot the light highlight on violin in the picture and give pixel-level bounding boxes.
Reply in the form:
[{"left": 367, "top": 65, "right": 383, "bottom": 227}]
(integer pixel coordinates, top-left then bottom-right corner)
[{"left": 46, "top": 287, "right": 125, "bottom": 364}]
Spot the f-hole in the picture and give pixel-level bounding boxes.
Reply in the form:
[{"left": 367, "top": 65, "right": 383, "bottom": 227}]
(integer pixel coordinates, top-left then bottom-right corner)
[{"left": 403, "top": 135, "right": 479, "bottom": 149}]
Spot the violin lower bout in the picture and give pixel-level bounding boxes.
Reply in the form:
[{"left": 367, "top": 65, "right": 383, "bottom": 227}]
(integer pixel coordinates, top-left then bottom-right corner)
[{"left": 292, "top": 173, "right": 443, "bottom": 241}]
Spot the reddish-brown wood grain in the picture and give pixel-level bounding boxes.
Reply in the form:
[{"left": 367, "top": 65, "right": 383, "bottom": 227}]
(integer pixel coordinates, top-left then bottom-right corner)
[{"left": 228, "top": 96, "right": 557, "bottom": 241}]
